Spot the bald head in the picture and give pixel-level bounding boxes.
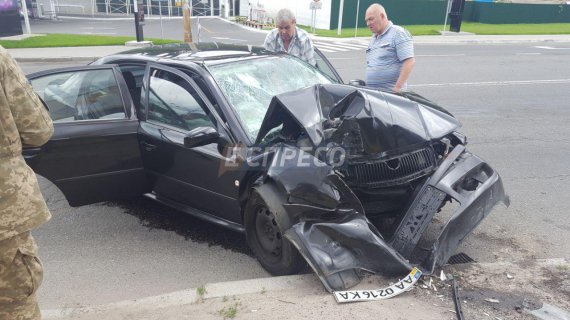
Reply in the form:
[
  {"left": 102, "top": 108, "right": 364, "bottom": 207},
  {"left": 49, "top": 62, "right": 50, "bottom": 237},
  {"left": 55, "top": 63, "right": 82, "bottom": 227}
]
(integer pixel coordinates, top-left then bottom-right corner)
[{"left": 365, "top": 4, "right": 389, "bottom": 35}]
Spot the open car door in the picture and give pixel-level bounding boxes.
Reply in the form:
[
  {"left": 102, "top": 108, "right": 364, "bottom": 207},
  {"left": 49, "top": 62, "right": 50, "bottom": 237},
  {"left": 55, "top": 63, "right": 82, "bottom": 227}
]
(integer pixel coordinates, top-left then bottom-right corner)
[
  {"left": 26, "top": 65, "right": 151, "bottom": 206},
  {"left": 314, "top": 47, "right": 344, "bottom": 84}
]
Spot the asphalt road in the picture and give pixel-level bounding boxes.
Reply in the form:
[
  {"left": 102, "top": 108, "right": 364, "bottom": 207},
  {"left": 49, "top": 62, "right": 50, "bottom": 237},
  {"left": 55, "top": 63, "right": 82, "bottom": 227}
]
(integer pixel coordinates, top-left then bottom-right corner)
[{"left": 18, "top": 18, "right": 570, "bottom": 310}]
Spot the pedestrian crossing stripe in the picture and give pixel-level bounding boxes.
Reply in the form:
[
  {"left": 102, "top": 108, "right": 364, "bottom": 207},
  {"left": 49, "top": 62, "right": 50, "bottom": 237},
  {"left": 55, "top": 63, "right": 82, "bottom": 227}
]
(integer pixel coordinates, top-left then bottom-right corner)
[{"left": 313, "top": 40, "right": 369, "bottom": 53}]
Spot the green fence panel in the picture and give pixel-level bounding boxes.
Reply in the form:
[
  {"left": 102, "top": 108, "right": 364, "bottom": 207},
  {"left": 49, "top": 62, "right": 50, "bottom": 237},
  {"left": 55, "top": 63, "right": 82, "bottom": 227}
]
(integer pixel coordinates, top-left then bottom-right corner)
[
  {"left": 464, "top": 2, "right": 570, "bottom": 24},
  {"left": 330, "top": 0, "right": 447, "bottom": 29}
]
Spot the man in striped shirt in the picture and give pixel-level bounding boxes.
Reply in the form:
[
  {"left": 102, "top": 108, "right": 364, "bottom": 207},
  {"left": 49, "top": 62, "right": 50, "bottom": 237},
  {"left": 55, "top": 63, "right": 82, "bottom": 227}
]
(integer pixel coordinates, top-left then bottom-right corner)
[
  {"left": 365, "top": 4, "right": 415, "bottom": 92},
  {"left": 264, "top": 8, "right": 316, "bottom": 66}
]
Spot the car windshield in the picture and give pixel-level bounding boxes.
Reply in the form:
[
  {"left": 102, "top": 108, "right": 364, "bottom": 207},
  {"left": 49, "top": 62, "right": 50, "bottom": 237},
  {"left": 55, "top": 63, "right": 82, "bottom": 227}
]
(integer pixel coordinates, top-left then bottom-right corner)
[{"left": 208, "top": 55, "right": 332, "bottom": 140}]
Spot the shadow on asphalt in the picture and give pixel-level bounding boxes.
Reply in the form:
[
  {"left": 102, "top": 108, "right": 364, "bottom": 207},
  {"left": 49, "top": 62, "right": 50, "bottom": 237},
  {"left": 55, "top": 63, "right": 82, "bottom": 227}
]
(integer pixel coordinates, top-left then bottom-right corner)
[{"left": 106, "top": 197, "right": 254, "bottom": 256}]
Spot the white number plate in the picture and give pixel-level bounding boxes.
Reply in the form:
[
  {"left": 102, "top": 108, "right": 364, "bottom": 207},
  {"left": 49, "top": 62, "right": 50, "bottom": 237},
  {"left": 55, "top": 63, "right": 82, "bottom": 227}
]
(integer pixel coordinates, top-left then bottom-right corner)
[{"left": 333, "top": 267, "right": 422, "bottom": 303}]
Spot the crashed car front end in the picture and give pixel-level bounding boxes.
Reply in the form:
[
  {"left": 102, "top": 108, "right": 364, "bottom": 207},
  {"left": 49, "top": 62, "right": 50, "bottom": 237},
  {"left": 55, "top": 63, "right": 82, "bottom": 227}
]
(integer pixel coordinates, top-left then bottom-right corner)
[{"left": 250, "top": 84, "right": 509, "bottom": 292}]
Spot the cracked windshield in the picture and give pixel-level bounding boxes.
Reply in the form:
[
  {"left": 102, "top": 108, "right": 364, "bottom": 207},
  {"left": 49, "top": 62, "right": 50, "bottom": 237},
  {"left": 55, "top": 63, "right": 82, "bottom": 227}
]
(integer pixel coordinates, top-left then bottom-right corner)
[{"left": 209, "top": 56, "right": 331, "bottom": 140}]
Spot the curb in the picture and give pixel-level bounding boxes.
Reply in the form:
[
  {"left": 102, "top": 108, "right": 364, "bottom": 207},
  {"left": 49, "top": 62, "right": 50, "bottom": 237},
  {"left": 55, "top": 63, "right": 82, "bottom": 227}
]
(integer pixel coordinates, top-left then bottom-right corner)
[
  {"left": 42, "top": 273, "right": 320, "bottom": 319},
  {"left": 42, "top": 258, "right": 570, "bottom": 319}
]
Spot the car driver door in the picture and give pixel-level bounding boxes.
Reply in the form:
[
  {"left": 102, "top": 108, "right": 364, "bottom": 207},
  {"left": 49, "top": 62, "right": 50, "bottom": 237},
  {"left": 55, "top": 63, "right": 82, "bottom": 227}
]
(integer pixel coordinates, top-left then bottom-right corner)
[
  {"left": 138, "top": 63, "right": 242, "bottom": 224},
  {"left": 26, "top": 65, "right": 151, "bottom": 206}
]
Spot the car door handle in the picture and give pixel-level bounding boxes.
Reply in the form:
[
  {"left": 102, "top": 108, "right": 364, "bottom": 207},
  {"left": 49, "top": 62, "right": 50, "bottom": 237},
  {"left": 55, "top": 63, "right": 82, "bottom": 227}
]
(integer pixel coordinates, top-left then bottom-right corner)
[{"left": 141, "top": 141, "right": 157, "bottom": 152}]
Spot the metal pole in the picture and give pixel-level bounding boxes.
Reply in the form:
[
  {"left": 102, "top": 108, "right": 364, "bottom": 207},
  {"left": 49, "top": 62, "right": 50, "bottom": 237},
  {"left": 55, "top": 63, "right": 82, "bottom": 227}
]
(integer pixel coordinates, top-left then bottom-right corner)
[
  {"left": 159, "top": 1, "right": 163, "bottom": 39},
  {"left": 354, "top": 0, "right": 360, "bottom": 37},
  {"left": 21, "top": 0, "right": 31, "bottom": 34},
  {"left": 443, "top": 0, "right": 452, "bottom": 35},
  {"left": 210, "top": 0, "right": 214, "bottom": 16},
  {"left": 337, "top": 0, "right": 344, "bottom": 36}
]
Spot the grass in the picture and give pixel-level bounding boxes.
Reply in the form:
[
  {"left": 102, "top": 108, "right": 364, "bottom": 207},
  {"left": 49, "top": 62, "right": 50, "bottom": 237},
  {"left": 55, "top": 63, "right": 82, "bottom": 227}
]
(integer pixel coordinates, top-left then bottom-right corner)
[
  {"left": 196, "top": 285, "right": 207, "bottom": 300},
  {"left": 0, "top": 33, "right": 181, "bottom": 48},
  {"left": 218, "top": 302, "right": 240, "bottom": 319},
  {"left": 298, "top": 22, "right": 570, "bottom": 37}
]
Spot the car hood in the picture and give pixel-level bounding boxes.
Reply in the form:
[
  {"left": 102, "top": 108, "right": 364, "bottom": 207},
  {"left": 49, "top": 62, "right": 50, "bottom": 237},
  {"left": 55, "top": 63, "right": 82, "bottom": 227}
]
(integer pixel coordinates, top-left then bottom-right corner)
[{"left": 255, "top": 84, "right": 461, "bottom": 154}]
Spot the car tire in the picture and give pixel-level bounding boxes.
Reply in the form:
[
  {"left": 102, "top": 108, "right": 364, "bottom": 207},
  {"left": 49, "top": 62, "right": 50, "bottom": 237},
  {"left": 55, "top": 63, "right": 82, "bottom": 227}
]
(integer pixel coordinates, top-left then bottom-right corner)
[{"left": 244, "top": 184, "right": 305, "bottom": 276}]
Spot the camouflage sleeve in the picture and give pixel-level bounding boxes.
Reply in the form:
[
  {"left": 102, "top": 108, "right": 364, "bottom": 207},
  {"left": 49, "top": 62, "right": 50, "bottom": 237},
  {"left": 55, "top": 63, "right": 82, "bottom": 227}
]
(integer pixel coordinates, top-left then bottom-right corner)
[{"left": 0, "top": 47, "right": 53, "bottom": 147}]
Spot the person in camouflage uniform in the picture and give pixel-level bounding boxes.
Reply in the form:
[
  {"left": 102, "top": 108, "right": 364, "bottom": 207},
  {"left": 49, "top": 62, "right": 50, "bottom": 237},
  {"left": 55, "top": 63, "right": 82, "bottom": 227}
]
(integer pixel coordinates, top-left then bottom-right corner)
[{"left": 0, "top": 45, "right": 54, "bottom": 320}]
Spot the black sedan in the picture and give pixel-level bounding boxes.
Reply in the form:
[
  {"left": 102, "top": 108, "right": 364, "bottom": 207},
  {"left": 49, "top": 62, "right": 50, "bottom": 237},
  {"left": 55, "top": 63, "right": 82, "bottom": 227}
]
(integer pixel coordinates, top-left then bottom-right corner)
[{"left": 26, "top": 43, "right": 508, "bottom": 291}]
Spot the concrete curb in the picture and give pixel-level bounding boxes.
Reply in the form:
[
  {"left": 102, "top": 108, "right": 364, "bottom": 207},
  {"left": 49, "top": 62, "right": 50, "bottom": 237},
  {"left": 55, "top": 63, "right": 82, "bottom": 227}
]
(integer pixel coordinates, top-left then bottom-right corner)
[
  {"left": 42, "top": 273, "right": 320, "bottom": 319},
  {"left": 41, "top": 258, "right": 570, "bottom": 320}
]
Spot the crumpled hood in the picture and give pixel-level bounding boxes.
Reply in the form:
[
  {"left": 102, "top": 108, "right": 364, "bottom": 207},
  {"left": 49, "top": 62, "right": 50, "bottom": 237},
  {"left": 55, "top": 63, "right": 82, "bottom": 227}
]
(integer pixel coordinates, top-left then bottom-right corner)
[{"left": 255, "top": 84, "right": 461, "bottom": 154}]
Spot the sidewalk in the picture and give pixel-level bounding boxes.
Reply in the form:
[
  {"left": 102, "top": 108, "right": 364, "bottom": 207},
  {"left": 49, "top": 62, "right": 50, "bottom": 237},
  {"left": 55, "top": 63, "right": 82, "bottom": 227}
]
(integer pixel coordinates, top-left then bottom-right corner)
[{"left": 42, "top": 258, "right": 570, "bottom": 320}]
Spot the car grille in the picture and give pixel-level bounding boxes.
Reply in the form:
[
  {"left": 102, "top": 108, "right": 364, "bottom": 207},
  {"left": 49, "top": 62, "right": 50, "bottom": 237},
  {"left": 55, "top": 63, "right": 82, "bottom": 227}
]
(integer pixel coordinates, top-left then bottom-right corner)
[{"left": 346, "top": 147, "right": 437, "bottom": 188}]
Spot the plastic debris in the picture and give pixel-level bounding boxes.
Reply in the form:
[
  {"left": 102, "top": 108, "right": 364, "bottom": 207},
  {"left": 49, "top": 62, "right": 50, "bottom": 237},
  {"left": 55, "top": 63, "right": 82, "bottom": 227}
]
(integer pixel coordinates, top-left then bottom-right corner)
[
  {"left": 506, "top": 273, "right": 514, "bottom": 280},
  {"left": 440, "top": 270, "right": 447, "bottom": 281},
  {"left": 485, "top": 298, "right": 500, "bottom": 304}
]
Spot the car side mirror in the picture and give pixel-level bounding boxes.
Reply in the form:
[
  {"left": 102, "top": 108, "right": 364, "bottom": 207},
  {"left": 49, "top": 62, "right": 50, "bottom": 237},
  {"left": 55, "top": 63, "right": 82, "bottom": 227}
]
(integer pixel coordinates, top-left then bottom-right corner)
[
  {"left": 184, "top": 126, "right": 220, "bottom": 148},
  {"left": 349, "top": 79, "right": 366, "bottom": 87}
]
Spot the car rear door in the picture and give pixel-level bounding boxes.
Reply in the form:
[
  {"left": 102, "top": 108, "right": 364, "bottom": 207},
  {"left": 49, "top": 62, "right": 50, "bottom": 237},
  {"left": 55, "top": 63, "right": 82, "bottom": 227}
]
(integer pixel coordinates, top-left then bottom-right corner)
[{"left": 26, "top": 65, "right": 151, "bottom": 206}]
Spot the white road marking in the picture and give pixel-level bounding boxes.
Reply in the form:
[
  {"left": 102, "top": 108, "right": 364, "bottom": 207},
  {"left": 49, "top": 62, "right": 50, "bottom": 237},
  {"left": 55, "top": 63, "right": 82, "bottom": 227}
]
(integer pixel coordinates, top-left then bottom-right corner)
[
  {"left": 80, "top": 27, "right": 116, "bottom": 30},
  {"left": 410, "top": 79, "right": 570, "bottom": 88},
  {"left": 315, "top": 47, "right": 335, "bottom": 53},
  {"left": 333, "top": 41, "right": 369, "bottom": 49},
  {"left": 314, "top": 41, "right": 364, "bottom": 50},
  {"left": 534, "top": 46, "right": 570, "bottom": 50},
  {"left": 416, "top": 54, "right": 466, "bottom": 57},
  {"left": 313, "top": 44, "right": 350, "bottom": 52},
  {"left": 516, "top": 53, "right": 541, "bottom": 55}
]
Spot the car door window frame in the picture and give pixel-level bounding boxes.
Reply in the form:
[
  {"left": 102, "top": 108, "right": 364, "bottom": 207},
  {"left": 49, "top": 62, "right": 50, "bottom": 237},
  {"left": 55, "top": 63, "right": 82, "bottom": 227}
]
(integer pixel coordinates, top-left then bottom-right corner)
[
  {"left": 314, "top": 47, "right": 344, "bottom": 84},
  {"left": 28, "top": 65, "right": 135, "bottom": 123},
  {"left": 142, "top": 63, "right": 233, "bottom": 143}
]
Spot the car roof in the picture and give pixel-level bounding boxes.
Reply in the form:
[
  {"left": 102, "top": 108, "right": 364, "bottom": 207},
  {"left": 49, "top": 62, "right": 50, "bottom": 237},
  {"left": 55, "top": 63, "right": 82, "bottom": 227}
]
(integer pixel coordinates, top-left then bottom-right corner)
[{"left": 99, "top": 42, "right": 274, "bottom": 66}]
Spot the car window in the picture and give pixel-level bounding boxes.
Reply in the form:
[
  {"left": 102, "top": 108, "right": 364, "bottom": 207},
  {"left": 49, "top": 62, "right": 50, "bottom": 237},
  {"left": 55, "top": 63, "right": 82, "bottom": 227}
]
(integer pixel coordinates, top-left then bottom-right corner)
[
  {"left": 31, "top": 69, "right": 126, "bottom": 122},
  {"left": 314, "top": 49, "right": 342, "bottom": 84},
  {"left": 209, "top": 55, "right": 331, "bottom": 140},
  {"left": 147, "top": 68, "right": 215, "bottom": 132}
]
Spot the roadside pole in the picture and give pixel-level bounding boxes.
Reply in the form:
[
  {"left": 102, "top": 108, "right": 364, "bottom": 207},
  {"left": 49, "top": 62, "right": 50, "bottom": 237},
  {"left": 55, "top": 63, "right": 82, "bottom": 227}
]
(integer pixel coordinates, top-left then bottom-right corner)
[
  {"left": 133, "top": 0, "right": 144, "bottom": 42},
  {"left": 337, "top": 0, "right": 344, "bottom": 36},
  {"left": 21, "top": 0, "right": 31, "bottom": 34},
  {"left": 354, "top": 0, "right": 360, "bottom": 37},
  {"left": 442, "top": 0, "right": 452, "bottom": 35},
  {"left": 183, "top": 0, "right": 193, "bottom": 43},
  {"left": 158, "top": 0, "right": 164, "bottom": 39}
]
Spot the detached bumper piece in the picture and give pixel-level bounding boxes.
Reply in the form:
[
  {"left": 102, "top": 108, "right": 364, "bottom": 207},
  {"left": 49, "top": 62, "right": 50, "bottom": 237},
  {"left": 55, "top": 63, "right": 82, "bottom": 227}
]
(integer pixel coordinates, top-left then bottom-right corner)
[{"left": 390, "top": 144, "right": 509, "bottom": 273}]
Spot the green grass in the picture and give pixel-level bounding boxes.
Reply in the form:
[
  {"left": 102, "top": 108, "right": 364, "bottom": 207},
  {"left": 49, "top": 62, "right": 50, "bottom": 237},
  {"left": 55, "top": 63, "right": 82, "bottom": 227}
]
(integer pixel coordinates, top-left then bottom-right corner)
[
  {"left": 0, "top": 33, "right": 181, "bottom": 48},
  {"left": 298, "top": 22, "right": 570, "bottom": 37}
]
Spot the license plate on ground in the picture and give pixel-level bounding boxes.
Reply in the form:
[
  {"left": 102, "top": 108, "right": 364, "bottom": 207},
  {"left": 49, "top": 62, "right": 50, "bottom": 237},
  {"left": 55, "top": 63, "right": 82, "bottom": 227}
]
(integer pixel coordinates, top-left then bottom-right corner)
[{"left": 333, "top": 267, "right": 422, "bottom": 303}]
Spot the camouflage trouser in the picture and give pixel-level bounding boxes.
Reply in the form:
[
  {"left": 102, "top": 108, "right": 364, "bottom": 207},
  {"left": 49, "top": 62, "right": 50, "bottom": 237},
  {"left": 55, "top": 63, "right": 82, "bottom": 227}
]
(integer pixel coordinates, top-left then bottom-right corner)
[{"left": 0, "top": 232, "right": 43, "bottom": 320}]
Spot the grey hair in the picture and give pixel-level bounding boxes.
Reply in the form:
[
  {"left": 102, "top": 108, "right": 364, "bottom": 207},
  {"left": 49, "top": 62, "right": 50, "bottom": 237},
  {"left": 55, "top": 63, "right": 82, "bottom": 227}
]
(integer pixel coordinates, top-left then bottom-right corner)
[{"left": 276, "top": 8, "right": 296, "bottom": 24}]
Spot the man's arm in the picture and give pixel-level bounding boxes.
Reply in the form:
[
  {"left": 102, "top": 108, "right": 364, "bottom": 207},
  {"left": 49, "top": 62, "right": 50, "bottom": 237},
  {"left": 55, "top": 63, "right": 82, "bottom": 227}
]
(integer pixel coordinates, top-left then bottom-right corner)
[
  {"left": 393, "top": 57, "right": 415, "bottom": 92},
  {"left": 1, "top": 48, "right": 53, "bottom": 147}
]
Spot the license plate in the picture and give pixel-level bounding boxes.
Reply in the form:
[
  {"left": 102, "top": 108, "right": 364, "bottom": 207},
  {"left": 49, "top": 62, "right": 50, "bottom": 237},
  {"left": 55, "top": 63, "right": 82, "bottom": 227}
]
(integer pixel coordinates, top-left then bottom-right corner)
[{"left": 333, "top": 267, "right": 422, "bottom": 303}]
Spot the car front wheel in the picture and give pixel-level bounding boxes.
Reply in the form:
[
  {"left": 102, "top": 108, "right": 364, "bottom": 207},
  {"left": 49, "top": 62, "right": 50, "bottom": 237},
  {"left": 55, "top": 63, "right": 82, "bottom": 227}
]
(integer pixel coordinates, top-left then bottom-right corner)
[{"left": 244, "top": 184, "right": 305, "bottom": 276}]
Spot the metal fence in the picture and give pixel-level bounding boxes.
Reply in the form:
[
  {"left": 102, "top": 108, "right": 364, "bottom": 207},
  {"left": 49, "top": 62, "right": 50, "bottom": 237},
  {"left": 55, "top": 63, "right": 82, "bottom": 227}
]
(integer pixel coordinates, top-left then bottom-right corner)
[{"left": 35, "top": 0, "right": 235, "bottom": 18}]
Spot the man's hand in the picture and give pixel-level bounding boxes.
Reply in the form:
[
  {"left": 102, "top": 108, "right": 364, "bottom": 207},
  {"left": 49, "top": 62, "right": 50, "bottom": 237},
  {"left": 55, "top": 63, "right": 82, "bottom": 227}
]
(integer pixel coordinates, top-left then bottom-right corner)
[{"left": 393, "top": 57, "right": 416, "bottom": 93}]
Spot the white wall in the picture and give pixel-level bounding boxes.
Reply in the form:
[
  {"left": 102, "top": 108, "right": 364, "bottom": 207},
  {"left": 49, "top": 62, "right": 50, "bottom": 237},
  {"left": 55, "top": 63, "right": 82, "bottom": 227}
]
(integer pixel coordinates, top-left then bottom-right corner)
[{"left": 254, "top": 0, "right": 332, "bottom": 29}]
